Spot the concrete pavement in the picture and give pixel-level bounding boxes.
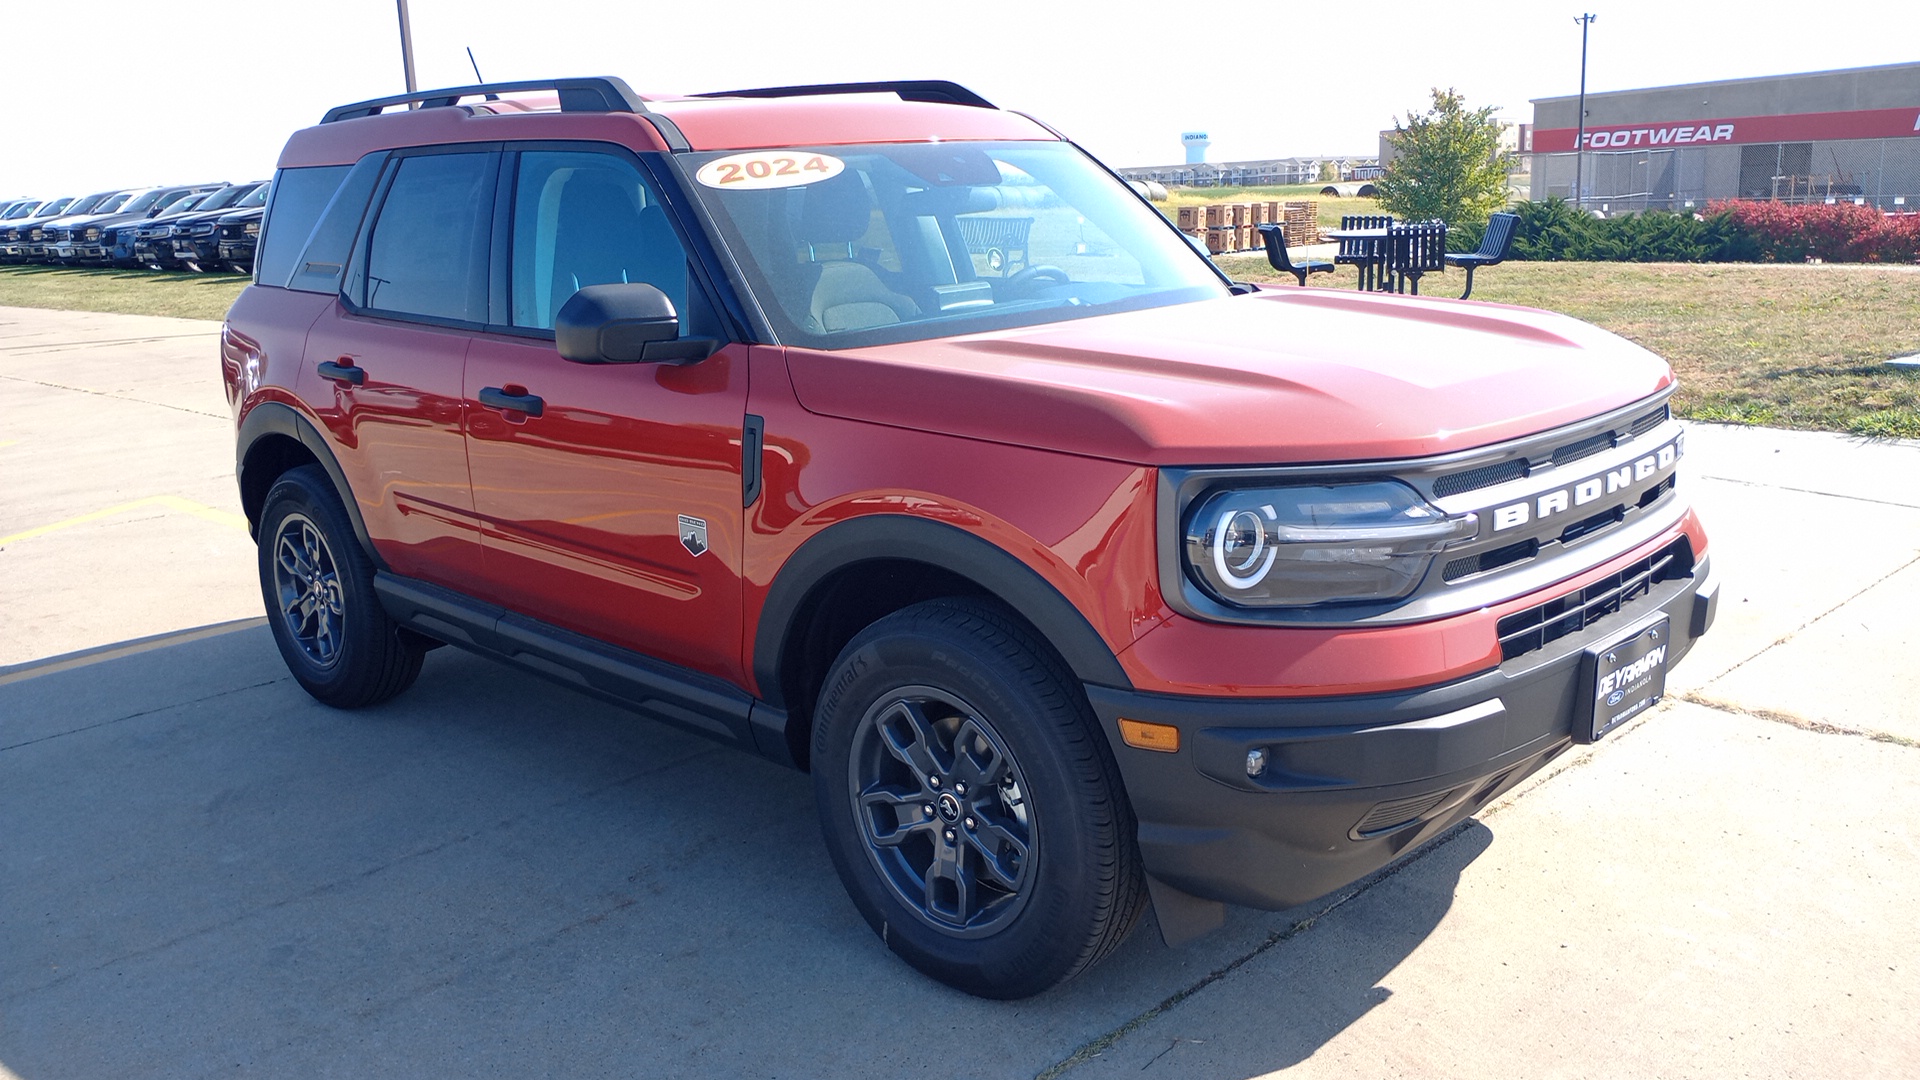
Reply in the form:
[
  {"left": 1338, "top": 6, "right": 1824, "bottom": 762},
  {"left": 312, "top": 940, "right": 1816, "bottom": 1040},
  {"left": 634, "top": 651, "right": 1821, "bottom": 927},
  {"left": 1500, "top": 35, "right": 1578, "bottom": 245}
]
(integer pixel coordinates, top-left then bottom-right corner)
[{"left": 2, "top": 306, "right": 1915, "bottom": 1078}]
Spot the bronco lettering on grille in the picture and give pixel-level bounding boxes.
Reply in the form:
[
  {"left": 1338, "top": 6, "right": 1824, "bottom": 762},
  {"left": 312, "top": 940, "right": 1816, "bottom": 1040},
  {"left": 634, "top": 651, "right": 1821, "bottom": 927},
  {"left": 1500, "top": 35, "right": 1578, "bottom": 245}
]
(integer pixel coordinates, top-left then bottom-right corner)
[{"left": 1492, "top": 439, "right": 1679, "bottom": 532}]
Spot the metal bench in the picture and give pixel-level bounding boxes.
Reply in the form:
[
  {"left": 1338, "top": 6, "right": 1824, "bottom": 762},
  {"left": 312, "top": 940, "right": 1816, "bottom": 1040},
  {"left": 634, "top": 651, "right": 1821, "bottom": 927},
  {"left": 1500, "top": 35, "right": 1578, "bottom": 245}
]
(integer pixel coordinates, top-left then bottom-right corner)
[
  {"left": 1334, "top": 213, "right": 1393, "bottom": 290},
  {"left": 1386, "top": 221, "right": 1447, "bottom": 295},
  {"left": 1444, "top": 211, "right": 1518, "bottom": 300},
  {"left": 1257, "top": 223, "right": 1333, "bottom": 286}
]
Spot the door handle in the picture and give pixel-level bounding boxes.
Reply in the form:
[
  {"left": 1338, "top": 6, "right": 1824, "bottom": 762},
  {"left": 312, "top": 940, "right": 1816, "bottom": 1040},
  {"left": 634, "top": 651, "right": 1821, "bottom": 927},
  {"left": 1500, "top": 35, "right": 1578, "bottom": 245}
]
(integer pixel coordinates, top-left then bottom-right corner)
[
  {"left": 478, "top": 386, "right": 545, "bottom": 418},
  {"left": 316, "top": 359, "right": 364, "bottom": 385}
]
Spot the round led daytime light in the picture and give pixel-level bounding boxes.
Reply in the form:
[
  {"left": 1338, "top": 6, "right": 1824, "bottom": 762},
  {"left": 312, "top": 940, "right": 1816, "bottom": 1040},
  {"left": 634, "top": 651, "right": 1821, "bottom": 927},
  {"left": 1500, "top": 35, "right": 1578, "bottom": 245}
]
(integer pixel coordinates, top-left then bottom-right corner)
[{"left": 1212, "top": 504, "right": 1278, "bottom": 589}]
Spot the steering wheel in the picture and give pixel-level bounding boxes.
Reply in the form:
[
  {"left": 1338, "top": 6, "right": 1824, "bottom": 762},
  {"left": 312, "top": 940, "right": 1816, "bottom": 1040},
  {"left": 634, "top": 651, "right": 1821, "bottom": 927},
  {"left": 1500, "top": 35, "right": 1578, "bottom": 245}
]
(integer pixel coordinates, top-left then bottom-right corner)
[{"left": 1005, "top": 265, "right": 1070, "bottom": 294}]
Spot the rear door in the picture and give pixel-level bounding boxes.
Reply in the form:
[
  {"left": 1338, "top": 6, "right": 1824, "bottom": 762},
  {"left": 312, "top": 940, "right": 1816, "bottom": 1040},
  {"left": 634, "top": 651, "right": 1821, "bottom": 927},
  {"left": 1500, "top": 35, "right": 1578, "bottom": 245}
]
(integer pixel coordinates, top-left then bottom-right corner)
[
  {"left": 299, "top": 147, "right": 498, "bottom": 588},
  {"left": 462, "top": 146, "right": 750, "bottom": 684}
]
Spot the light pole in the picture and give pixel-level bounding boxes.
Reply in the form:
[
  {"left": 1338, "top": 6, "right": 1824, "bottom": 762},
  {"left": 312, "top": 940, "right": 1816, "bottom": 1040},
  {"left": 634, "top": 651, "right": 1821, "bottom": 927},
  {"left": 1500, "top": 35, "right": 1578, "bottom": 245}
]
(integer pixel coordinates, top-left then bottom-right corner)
[
  {"left": 1566, "top": 13, "right": 1597, "bottom": 210},
  {"left": 396, "top": 0, "right": 419, "bottom": 95}
]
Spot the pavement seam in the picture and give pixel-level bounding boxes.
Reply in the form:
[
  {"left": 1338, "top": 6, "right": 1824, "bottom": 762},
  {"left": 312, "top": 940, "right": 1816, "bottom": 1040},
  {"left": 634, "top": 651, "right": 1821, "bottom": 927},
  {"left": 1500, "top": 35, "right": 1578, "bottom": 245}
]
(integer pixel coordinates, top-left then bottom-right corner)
[
  {"left": 0, "top": 371, "right": 226, "bottom": 419},
  {"left": 1677, "top": 693, "right": 1920, "bottom": 749},
  {"left": 0, "top": 331, "right": 217, "bottom": 353},
  {"left": 1034, "top": 817, "right": 1480, "bottom": 1080},
  {"left": 1695, "top": 549, "right": 1920, "bottom": 690},
  {"left": 1696, "top": 473, "right": 1920, "bottom": 511},
  {"left": 0, "top": 676, "right": 287, "bottom": 754}
]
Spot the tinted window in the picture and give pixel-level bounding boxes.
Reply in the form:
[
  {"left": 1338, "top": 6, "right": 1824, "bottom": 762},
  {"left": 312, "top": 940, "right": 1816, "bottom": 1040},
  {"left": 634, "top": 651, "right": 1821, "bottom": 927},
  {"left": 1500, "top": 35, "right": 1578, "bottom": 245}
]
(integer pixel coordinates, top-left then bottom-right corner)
[
  {"left": 255, "top": 165, "right": 350, "bottom": 287},
  {"left": 361, "top": 152, "right": 494, "bottom": 322},
  {"left": 510, "top": 150, "right": 688, "bottom": 331},
  {"left": 287, "top": 155, "right": 386, "bottom": 294}
]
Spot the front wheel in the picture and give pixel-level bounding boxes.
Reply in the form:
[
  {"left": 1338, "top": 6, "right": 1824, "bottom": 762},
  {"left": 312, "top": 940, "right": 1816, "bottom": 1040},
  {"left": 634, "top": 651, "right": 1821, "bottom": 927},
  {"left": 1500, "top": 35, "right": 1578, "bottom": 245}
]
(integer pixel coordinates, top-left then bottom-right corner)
[{"left": 813, "top": 599, "right": 1145, "bottom": 998}]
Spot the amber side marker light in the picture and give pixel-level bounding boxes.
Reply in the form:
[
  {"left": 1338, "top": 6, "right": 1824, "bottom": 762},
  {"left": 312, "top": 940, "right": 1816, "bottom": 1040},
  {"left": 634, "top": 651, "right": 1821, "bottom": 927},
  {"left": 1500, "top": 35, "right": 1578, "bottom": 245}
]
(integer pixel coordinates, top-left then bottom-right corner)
[{"left": 1118, "top": 718, "right": 1180, "bottom": 753}]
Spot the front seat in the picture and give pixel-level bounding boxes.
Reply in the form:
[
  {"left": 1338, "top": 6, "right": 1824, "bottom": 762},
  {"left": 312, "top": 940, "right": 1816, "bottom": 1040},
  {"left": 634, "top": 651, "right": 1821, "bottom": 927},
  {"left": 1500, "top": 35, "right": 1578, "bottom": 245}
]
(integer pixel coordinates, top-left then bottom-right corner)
[
  {"left": 548, "top": 171, "right": 687, "bottom": 326},
  {"left": 796, "top": 173, "right": 917, "bottom": 333}
]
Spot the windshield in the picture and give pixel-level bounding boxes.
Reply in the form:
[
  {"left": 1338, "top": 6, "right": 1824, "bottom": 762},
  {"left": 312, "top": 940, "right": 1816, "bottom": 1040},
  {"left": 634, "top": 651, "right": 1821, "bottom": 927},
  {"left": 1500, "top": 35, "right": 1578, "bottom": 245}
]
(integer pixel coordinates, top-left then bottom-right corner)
[
  {"left": 168, "top": 194, "right": 205, "bottom": 213},
  {"left": 198, "top": 183, "right": 258, "bottom": 212},
  {"left": 34, "top": 198, "right": 73, "bottom": 217},
  {"left": 683, "top": 141, "right": 1226, "bottom": 349},
  {"left": 64, "top": 194, "right": 109, "bottom": 217},
  {"left": 96, "top": 193, "right": 133, "bottom": 214},
  {"left": 126, "top": 190, "right": 170, "bottom": 213},
  {"left": 4, "top": 202, "right": 35, "bottom": 219},
  {"left": 234, "top": 184, "right": 270, "bottom": 209}
]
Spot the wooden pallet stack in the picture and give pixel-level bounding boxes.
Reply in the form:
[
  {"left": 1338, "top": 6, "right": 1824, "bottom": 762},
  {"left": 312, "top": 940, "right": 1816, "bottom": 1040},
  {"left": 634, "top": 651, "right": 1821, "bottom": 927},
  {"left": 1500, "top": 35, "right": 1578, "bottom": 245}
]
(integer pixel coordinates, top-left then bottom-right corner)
[{"left": 1177, "top": 199, "right": 1321, "bottom": 254}]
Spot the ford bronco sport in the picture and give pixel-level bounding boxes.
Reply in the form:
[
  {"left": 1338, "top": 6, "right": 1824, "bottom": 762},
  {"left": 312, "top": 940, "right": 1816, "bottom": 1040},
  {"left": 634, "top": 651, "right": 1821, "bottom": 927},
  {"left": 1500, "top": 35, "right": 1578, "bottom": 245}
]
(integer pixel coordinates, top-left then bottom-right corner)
[{"left": 224, "top": 77, "right": 1716, "bottom": 1000}]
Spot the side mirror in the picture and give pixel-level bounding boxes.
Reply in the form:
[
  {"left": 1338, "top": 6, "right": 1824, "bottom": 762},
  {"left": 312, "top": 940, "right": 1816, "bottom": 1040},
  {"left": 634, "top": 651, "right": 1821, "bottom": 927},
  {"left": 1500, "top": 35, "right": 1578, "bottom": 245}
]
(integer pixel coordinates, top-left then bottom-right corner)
[{"left": 553, "top": 282, "right": 716, "bottom": 364}]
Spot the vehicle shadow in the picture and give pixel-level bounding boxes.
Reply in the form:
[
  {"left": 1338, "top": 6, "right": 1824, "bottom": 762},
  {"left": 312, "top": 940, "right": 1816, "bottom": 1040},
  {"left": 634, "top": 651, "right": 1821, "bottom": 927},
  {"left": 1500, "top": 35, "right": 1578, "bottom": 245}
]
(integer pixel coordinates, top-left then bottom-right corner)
[{"left": 0, "top": 622, "right": 1483, "bottom": 1079}]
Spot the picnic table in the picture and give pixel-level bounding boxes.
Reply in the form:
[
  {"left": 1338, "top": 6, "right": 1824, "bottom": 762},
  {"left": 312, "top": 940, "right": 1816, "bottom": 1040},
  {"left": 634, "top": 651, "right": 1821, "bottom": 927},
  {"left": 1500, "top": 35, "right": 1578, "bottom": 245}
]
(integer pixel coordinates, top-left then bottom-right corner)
[{"left": 1323, "top": 221, "right": 1448, "bottom": 294}]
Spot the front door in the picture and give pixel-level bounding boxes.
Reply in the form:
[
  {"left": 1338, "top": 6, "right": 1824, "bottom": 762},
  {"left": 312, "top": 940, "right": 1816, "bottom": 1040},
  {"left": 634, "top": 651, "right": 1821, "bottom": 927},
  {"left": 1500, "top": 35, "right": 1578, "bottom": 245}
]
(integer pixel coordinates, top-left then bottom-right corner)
[{"left": 463, "top": 147, "right": 748, "bottom": 684}]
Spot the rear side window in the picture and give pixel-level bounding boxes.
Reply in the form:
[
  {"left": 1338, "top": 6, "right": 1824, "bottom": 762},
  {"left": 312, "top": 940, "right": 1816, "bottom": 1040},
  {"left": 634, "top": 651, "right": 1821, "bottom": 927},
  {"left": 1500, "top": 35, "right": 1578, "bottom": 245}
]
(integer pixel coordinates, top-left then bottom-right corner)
[
  {"left": 509, "top": 150, "right": 688, "bottom": 331},
  {"left": 285, "top": 156, "right": 385, "bottom": 294},
  {"left": 256, "top": 165, "right": 350, "bottom": 287},
  {"left": 357, "top": 152, "right": 495, "bottom": 323}
]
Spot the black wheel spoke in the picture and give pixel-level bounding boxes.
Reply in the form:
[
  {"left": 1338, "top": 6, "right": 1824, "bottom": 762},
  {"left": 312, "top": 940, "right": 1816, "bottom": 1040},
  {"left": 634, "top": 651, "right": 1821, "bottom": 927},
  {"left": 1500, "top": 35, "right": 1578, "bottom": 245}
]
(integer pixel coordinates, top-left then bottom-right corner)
[
  {"left": 950, "top": 717, "right": 1009, "bottom": 789},
  {"left": 859, "top": 784, "right": 934, "bottom": 848},
  {"left": 876, "top": 699, "right": 948, "bottom": 783},
  {"left": 964, "top": 815, "right": 1028, "bottom": 890},
  {"left": 925, "top": 840, "right": 976, "bottom": 924}
]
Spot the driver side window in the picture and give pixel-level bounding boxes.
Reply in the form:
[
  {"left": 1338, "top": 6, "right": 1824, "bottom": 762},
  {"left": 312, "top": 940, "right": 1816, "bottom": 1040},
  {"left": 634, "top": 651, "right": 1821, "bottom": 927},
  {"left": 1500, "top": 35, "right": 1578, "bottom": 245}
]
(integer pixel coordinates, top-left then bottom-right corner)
[{"left": 510, "top": 150, "right": 689, "bottom": 332}]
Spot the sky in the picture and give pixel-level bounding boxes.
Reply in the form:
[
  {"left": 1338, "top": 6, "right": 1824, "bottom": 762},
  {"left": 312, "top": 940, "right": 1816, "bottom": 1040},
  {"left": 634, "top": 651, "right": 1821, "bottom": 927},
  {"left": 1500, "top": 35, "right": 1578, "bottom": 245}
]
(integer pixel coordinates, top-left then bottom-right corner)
[{"left": 0, "top": 0, "right": 1911, "bottom": 197}]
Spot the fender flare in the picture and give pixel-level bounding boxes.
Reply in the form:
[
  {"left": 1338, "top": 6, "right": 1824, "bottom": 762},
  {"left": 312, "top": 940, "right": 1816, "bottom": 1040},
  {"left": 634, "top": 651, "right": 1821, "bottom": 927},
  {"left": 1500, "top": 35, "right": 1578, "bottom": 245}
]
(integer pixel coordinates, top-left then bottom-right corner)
[
  {"left": 751, "top": 515, "right": 1133, "bottom": 714},
  {"left": 235, "top": 400, "right": 384, "bottom": 569}
]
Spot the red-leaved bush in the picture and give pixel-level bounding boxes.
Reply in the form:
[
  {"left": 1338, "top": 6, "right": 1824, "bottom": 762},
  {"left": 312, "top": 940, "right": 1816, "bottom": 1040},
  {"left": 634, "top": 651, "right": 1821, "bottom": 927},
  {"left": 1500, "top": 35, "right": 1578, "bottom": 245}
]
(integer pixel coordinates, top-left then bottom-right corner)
[{"left": 1708, "top": 200, "right": 1920, "bottom": 263}]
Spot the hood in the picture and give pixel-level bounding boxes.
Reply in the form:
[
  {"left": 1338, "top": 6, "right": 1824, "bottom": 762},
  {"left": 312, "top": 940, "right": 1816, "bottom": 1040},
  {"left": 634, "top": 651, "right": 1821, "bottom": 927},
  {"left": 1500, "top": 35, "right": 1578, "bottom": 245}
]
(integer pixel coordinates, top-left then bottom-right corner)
[{"left": 784, "top": 288, "right": 1674, "bottom": 466}]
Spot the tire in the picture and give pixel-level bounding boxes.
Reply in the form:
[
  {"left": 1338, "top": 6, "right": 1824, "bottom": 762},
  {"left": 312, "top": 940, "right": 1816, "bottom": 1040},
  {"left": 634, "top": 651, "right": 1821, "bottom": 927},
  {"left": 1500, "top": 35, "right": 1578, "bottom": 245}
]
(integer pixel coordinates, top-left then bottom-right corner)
[
  {"left": 813, "top": 599, "right": 1146, "bottom": 999},
  {"left": 257, "top": 465, "right": 424, "bottom": 708}
]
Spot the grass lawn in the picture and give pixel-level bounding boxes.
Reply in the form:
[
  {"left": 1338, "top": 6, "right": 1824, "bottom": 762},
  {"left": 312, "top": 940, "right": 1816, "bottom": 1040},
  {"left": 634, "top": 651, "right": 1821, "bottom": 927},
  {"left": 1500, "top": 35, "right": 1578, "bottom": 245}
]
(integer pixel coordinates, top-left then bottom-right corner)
[
  {"left": 1215, "top": 256, "right": 1920, "bottom": 439},
  {"left": 5, "top": 259, "right": 1918, "bottom": 438},
  {"left": 0, "top": 264, "right": 248, "bottom": 322}
]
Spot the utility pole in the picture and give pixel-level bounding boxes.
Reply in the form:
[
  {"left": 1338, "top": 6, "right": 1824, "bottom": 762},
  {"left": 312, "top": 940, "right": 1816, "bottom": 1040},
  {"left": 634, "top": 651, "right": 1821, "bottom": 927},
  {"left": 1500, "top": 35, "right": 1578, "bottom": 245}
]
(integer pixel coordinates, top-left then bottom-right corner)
[
  {"left": 1566, "top": 13, "right": 1597, "bottom": 210},
  {"left": 396, "top": 0, "right": 419, "bottom": 96}
]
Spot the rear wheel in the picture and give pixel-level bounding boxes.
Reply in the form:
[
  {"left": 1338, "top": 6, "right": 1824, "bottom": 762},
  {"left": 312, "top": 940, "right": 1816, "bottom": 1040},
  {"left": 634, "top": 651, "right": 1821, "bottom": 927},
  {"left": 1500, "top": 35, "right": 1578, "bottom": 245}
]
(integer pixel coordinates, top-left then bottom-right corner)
[
  {"left": 813, "top": 599, "right": 1145, "bottom": 998},
  {"left": 257, "top": 465, "right": 424, "bottom": 708}
]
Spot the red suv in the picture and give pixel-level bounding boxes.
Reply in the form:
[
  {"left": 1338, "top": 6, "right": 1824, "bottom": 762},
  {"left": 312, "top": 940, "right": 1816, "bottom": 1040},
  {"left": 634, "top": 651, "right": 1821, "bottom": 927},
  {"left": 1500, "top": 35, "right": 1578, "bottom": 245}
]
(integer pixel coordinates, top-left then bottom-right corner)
[{"left": 224, "top": 77, "right": 1715, "bottom": 999}]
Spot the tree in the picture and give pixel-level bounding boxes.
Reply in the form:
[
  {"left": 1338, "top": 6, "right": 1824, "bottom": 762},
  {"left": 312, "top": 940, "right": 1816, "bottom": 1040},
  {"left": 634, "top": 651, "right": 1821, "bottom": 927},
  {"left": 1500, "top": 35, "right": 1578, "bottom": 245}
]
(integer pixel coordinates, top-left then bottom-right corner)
[{"left": 1374, "top": 88, "right": 1516, "bottom": 230}]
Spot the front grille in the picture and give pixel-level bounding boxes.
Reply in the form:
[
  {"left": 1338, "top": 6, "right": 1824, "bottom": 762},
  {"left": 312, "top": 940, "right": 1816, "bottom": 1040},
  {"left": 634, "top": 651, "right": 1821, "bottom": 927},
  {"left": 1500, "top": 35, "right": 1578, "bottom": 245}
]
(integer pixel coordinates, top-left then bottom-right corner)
[
  {"left": 1629, "top": 405, "right": 1671, "bottom": 437},
  {"left": 1429, "top": 403, "right": 1671, "bottom": 501},
  {"left": 1496, "top": 537, "right": 1693, "bottom": 661},
  {"left": 1434, "top": 458, "right": 1527, "bottom": 498}
]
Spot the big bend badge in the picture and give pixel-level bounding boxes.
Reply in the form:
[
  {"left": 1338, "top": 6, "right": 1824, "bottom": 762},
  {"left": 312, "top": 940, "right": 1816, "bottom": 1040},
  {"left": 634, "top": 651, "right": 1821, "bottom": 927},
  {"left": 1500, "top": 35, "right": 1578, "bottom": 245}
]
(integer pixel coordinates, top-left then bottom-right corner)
[{"left": 678, "top": 515, "right": 709, "bottom": 558}]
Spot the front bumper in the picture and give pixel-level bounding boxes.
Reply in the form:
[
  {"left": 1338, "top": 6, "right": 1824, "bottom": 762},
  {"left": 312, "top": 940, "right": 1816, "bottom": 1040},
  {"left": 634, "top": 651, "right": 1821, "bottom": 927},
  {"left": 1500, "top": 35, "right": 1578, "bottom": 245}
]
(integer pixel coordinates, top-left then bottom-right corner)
[{"left": 1090, "top": 545, "right": 1716, "bottom": 915}]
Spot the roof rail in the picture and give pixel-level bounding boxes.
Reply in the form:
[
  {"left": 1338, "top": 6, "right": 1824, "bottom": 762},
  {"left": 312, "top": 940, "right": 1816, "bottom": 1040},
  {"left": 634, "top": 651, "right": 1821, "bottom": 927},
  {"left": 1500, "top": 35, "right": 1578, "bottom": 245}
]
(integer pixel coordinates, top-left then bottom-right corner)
[
  {"left": 320, "top": 76, "right": 650, "bottom": 124},
  {"left": 694, "top": 80, "right": 995, "bottom": 110}
]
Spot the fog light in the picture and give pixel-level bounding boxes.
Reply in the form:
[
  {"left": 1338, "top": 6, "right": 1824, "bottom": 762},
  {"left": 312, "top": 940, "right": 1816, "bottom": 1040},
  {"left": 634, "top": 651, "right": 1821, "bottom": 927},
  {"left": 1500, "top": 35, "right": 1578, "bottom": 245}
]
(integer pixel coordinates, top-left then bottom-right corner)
[{"left": 1246, "top": 748, "right": 1268, "bottom": 778}]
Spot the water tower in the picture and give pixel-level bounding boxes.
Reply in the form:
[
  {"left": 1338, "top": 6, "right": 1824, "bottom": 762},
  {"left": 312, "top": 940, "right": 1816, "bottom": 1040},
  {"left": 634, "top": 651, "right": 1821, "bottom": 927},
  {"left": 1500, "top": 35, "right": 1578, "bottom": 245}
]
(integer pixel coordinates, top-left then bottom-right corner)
[{"left": 1181, "top": 131, "right": 1210, "bottom": 165}]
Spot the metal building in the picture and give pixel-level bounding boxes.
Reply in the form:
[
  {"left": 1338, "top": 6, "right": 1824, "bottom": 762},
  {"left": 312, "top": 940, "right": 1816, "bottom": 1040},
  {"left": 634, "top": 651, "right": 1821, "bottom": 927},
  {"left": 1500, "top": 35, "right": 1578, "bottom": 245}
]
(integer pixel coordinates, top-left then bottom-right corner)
[{"left": 1530, "top": 61, "right": 1920, "bottom": 212}]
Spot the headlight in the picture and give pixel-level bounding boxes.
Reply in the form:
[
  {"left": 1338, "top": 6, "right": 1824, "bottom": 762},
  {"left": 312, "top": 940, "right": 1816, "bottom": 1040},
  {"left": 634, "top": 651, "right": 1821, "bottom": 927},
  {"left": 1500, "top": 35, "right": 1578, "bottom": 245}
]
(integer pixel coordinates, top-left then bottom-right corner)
[
  {"left": 1183, "top": 481, "right": 1477, "bottom": 607},
  {"left": 243, "top": 221, "right": 259, "bottom": 236},
  {"left": 83, "top": 227, "right": 100, "bottom": 240}
]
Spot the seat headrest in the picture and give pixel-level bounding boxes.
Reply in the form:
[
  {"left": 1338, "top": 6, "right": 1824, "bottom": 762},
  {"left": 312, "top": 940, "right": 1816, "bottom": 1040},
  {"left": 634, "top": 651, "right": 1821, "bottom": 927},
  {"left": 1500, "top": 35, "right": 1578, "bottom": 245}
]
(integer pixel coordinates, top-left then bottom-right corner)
[{"left": 797, "top": 172, "right": 872, "bottom": 246}]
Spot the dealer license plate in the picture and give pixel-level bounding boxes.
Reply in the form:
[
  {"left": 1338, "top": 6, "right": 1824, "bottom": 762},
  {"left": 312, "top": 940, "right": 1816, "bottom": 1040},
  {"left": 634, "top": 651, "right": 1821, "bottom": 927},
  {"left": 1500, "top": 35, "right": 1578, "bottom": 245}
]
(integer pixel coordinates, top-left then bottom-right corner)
[{"left": 1577, "top": 615, "right": 1670, "bottom": 743}]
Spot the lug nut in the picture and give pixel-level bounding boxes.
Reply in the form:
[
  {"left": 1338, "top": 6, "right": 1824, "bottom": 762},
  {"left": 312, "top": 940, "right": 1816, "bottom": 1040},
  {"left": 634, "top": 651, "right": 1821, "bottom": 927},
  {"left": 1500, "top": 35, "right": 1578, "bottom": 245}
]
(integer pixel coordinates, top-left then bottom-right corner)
[
  {"left": 929, "top": 776, "right": 940, "bottom": 788},
  {"left": 964, "top": 816, "right": 975, "bottom": 830},
  {"left": 943, "top": 829, "right": 956, "bottom": 843},
  {"left": 923, "top": 804, "right": 935, "bottom": 818},
  {"left": 954, "top": 782, "right": 967, "bottom": 796}
]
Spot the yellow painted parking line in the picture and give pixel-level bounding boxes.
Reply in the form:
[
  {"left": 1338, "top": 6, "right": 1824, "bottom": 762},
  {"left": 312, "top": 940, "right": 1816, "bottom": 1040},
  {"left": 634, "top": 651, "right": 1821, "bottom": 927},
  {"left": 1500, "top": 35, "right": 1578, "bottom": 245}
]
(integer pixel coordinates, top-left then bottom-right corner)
[
  {"left": 0, "top": 495, "right": 248, "bottom": 546},
  {"left": 0, "top": 440, "right": 17, "bottom": 449},
  {"left": 0, "top": 617, "right": 268, "bottom": 687}
]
